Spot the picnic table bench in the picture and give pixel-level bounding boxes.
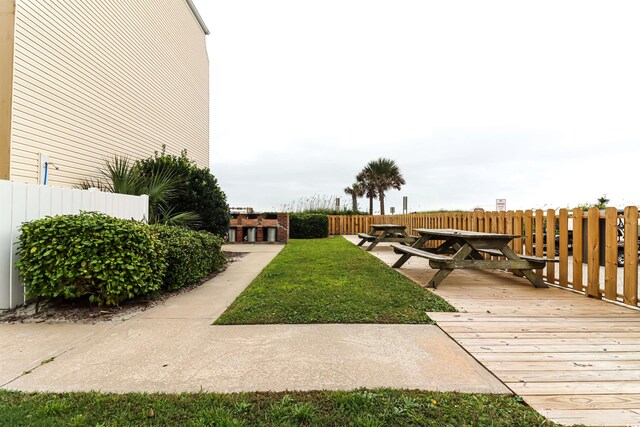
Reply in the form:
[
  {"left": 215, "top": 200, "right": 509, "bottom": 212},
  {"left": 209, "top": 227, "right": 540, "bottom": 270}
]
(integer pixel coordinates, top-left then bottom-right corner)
[
  {"left": 391, "top": 228, "right": 558, "bottom": 288},
  {"left": 357, "top": 224, "right": 417, "bottom": 251}
]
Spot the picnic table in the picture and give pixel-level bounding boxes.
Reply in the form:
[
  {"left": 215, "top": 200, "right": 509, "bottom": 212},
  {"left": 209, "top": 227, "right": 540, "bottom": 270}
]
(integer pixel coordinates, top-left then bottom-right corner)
[
  {"left": 391, "top": 228, "right": 556, "bottom": 289},
  {"left": 357, "top": 224, "right": 416, "bottom": 251}
]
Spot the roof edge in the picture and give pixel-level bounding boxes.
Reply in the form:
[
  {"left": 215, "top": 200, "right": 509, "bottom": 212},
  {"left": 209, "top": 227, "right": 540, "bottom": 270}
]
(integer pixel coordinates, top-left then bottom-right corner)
[{"left": 185, "top": 0, "right": 210, "bottom": 35}]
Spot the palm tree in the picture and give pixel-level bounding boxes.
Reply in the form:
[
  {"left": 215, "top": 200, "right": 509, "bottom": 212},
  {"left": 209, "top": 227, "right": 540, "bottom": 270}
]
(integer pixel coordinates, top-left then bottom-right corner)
[
  {"left": 356, "top": 170, "right": 377, "bottom": 215},
  {"left": 343, "top": 183, "right": 365, "bottom": 212},
  {"left": 79, "top": 155, "right": 199, "bottom": 226},
  {"left": 595, "top": 195, "right": 610, "bottom": 209},
  {"left": 360, "top": 158, "right": 405, "bottom": 215}
]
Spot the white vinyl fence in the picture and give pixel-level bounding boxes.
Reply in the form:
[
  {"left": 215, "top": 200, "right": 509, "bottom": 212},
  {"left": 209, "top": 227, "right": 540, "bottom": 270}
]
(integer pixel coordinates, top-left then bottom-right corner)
[{"left": 0, "top": 180, "right": 149, "bottom": 310}]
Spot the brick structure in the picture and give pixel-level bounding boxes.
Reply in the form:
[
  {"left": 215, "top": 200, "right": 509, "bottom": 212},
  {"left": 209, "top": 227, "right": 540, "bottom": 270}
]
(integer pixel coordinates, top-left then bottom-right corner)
[
  {"left": 276, "top": 213, "right": 290, "bottom": 242},
  {"left": 229, "top": 213, "right": 289, "bottom": 243}
]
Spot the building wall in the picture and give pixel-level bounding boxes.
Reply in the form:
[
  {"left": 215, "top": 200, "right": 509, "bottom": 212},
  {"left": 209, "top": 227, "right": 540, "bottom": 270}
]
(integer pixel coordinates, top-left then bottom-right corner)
[
  {"left": 0, "top": 0, "right": 15, "bottom": 180},
  {"left": 10, "top": 0, "right": 209, "bottom": 186}
]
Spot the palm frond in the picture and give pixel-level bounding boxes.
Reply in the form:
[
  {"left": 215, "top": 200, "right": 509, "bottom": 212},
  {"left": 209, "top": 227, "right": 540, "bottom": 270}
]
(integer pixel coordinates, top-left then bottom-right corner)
[
  {"left": 142, "top": 166, "right": 179, "bottom": 208},
  {"left": 77, "top": 177, "right": 106, "bottom": 191},
  {"left": 102, "top": 156, "right": 143, "bottom": 194},
  {"left": 154, "top": 204, "right": 201, "bottom": 227}
]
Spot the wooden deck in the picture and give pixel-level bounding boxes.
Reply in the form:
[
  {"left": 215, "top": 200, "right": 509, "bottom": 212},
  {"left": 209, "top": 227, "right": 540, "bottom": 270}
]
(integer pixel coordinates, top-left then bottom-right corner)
[
  {"left": 428, "top": 290, "right": 640, "bottom": 427},
  {"left": 356, "top": 239, "right": 640, "bottom": 427}
]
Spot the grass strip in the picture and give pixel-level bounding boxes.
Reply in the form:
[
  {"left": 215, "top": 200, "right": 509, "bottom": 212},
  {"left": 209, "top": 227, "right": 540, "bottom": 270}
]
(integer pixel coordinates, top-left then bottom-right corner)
[
  {"left": 0, "top": 388, "right": 556, "bottom": 426},
  {"left": 215, "top": 236, "right": 455, "bottom": 325}
]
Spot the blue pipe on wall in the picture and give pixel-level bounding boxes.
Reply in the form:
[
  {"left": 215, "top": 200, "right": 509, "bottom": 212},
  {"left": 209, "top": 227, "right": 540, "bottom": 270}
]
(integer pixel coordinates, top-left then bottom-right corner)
[{"left": 43, "top": 162, "right": 49, "bottom": 185}]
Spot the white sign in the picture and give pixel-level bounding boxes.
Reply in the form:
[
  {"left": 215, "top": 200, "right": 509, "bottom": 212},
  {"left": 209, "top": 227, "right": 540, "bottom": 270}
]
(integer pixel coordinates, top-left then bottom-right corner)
[{"left": 496, "top": 199, "right": 507, "bottom": 212}]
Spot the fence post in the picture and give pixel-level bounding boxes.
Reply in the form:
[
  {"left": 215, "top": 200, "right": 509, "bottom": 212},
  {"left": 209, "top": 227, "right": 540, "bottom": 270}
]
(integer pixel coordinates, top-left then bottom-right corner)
[
  {"left": 10, "top": 182, "right": 27, "bottom": 308},
  {"left": 524, "top": 210, "right": 533, "bottom": 256},
  {"left": 572, "top": 208, "right": 584, "bottom": 291},
  {"left": 624, "top": 206, "right": 638, "bottom": 306},
  {"left": 514, "top": 210, "right": 523, "bottom": 254},
  {"left": 498, "top": 211, "right": 506, "bottom": 234},
  {"left": 558, "top": 208, "right": 569, "bottom": 288},
  {"left": 586, "top": 207, "right": 602, "bottom": 298},
  {"left": 0, "top": 180, "right": 11, "bottom": 310},
  {"left": 546, "top": 209, "right": 556, "bottom": 283},
  {"left": 535, "top": 209, "right": 544, "bottom": 278},
  {"left": 604, "top": 207, "right": 618, "bottom": 300}
]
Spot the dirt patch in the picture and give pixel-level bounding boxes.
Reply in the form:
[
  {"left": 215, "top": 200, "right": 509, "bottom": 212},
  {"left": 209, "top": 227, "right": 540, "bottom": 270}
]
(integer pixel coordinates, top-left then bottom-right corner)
[{"left": 0, "top": 252, "right": 247, "bottom": 325}]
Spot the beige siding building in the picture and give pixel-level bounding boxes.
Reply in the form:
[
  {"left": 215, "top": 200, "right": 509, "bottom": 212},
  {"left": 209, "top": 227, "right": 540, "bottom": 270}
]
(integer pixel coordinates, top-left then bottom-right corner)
[{"left": 0, "top": 0, "right": 209, "bottom": 186}]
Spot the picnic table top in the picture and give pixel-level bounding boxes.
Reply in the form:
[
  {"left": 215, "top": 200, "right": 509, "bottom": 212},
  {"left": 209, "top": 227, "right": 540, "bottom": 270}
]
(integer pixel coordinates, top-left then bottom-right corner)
[
  {"left": 413, "top": 228, "right": 521, "bottom": 239},
  {"left": 371, "top": 224, "right": 407, "bottom": 229}
]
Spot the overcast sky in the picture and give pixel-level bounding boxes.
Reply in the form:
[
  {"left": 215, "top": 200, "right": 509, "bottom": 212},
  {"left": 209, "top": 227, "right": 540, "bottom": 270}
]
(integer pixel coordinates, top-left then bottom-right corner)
[{"left": 193, "top": 0, "right": 640, "bottom": 213}]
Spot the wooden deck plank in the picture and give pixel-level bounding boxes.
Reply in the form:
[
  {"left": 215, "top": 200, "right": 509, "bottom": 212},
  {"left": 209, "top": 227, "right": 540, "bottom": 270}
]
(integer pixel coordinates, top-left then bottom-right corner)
[
  {"left": 498, "top": 369, "right": 640, "bottom": 382},
  {"left": 454, "top": 309, "right": 639, "bottom": 316},
  {"left": 451, "top": 306, "right": 637, "bottom": 315},
  {"left": 457, "top": 337, "right": 640, "bottom": 346},
  {"left": 449, "top": 303, "right": 634, "bottom": 312},
  {"left": 467, "top": 344, "right": 640, "bottom": 353},
  {"left": 447, "top": 298, "right": 632, "bottom": 308},
  {"left": 524, "top": 394, "right": 640, "bottom": 410},
  {"left": 537, "top": 409, "right": 640, "bottom": 426},
  {"left": 475, "top": 352, "right": 640, "bottom": 362},
  {"left": 485, "top": 360, "right": 640, "bottom": 371},
  {"left": 441, "top": 324, "right": 640, "bottom": 333},
  {"left": 429, "top": 315, "right": 640, "bottom": 322},
  {"left": 451, "top": 332, "right": 640, "bottom": 339},
  {"left": 509, "top": 381, "right": 640, "bottom": 395},
  {"left": 434, "top": 293, "right": 578, "bottom": 300}
]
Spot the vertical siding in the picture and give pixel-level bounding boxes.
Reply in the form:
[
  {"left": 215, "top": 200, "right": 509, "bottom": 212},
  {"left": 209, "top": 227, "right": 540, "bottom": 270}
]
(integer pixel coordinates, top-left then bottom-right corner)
[{"left": 10, "top": 0, "right": 209, "bottom": 186}]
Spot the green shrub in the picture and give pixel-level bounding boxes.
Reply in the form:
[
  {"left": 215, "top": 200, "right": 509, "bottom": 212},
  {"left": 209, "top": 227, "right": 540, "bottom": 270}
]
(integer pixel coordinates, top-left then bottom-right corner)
[
  {"left": 290, "top": 214, "right": 329, "bottom": 239},
  {"left": 300, "top": 209, "right": 366, "bottom": 215},
  {"left": 137, "top": 148, "right": 230, "bottom": 237},
  {"left": 16, "top": 212, "right": 166, "bottom": 306},
  {"left": 152, "top": 225, "right": 226, "bottom": 291}
]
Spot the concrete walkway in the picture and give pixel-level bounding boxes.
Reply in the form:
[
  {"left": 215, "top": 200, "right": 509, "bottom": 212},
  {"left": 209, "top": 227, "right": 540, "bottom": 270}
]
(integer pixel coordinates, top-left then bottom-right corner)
[{"left": 0, "top": 242, "right": 506, "bottom": 394}]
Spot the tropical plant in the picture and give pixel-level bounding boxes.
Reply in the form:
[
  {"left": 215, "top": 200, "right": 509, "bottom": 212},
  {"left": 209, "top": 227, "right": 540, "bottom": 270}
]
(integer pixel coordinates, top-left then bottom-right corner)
[
  {"left": 356, "top": 171, "right": 378, "bottom": 215},
  {"left": 79, "top": 156, "right": 199, "bottom": 226},
  {"left": 595, "top": 195, "right": 610, "bottom": 209},
  {"left": 79, "top": 156, "right": 141, "bottom": 194},
  {"left": 358, "top": 158, "right": 405, "bottom": 215},
  {"left": 576, "top": 195, "right": 611, "bottom": 211},
  {"left": 343, "top": 183, "right": 365, "bottom": 212}
]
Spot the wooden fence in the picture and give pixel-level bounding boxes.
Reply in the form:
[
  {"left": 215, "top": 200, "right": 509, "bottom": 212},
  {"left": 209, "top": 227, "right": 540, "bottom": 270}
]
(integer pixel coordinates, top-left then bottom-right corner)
[
  {"left": 329, "top": 207, "right": 640, "bottom": 309},
  {"left": 0, "top": 180, "right": 149, "bottom": 310}
]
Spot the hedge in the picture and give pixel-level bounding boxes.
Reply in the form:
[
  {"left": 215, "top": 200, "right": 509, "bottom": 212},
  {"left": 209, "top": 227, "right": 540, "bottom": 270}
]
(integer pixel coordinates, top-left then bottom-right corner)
[
  {"left": 290, "top": 213, "right": 329, "bottom": 239},
  {"left": 16, "top": 212, "right": 166, "bottom": 306},
  {"left": 152, "top": 226, "right": 226, "bottom": 291}
]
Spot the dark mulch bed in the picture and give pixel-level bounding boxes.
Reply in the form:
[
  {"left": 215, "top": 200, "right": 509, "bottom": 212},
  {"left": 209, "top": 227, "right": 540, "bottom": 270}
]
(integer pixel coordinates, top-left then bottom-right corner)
[{"left": 0, "top": 252, "right": 246, "bottom": 324}]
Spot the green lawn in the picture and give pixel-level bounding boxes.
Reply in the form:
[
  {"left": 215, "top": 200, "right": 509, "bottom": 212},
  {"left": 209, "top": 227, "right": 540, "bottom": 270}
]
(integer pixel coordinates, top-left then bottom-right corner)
[
  {"left": 215, "top": 236, "right": 454, "bottom": 325},
  {"left": 0, "top": 389, "right": 556, "bottom": 427}
]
